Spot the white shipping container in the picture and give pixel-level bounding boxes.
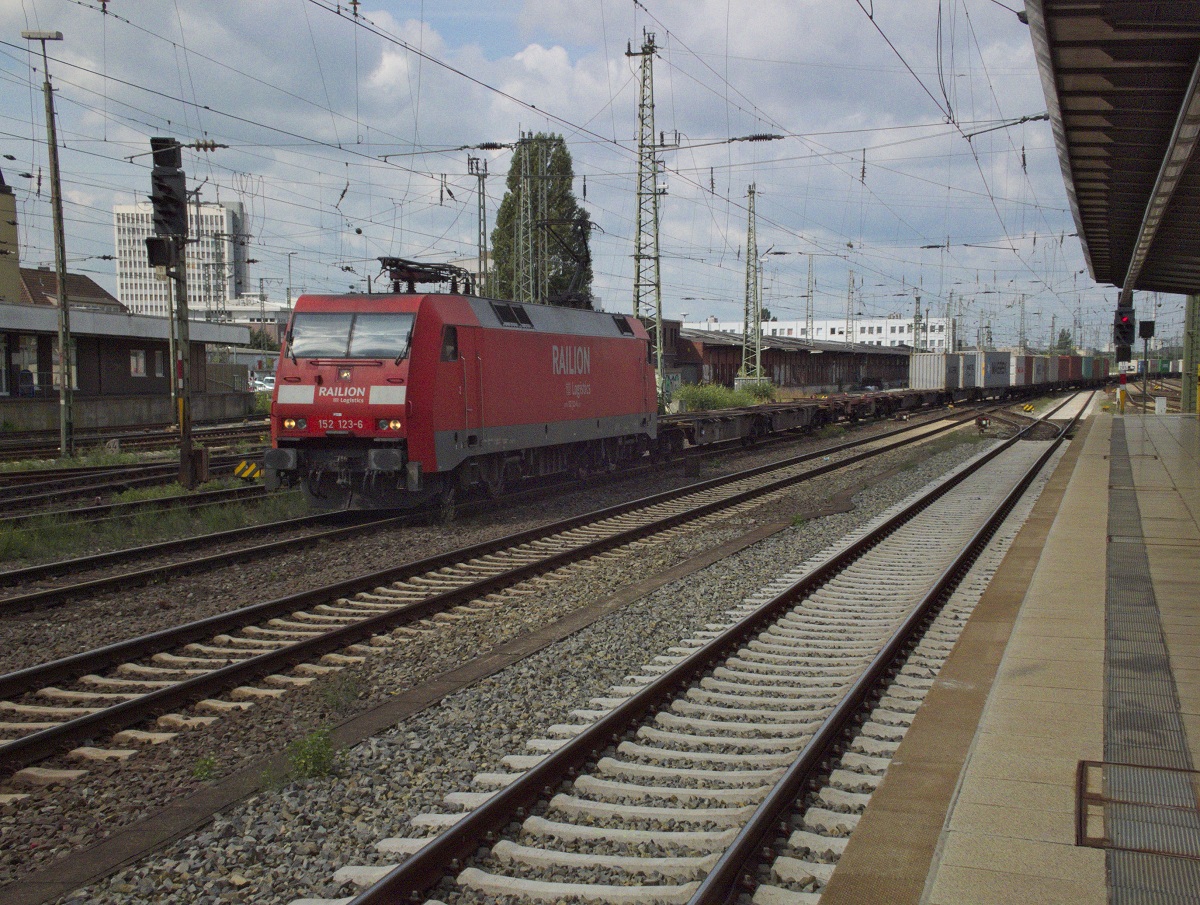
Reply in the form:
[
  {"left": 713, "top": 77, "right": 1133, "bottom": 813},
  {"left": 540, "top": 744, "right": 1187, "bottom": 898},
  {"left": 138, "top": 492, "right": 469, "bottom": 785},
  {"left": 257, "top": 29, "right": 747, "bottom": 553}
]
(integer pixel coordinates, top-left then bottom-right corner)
[
  {"left": 977, "top": 351, "right": 1011, "bottom": 388},
  {"left": 1046, "top": 355, "right": 1059, "bottom": 383},
  {"left": 1032, "top": 356, "right": 1048, "bottom": 385},
  {"left": 909, "top": 353, "right": 961, "bottom": 391},
  {"left": 959, "top": 352, "right": 978, "bottom": 389},
  {"left": 1010, "top": 354, "right": 1031, "bottom": 386}
]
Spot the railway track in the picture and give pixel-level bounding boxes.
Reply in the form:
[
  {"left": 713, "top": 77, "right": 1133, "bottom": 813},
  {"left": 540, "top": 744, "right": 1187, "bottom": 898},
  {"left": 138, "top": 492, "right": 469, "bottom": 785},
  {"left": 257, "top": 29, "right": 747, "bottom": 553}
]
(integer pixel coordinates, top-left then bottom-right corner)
[
  {"left": 0, "top": 409, "right": 988, "bottom": 786},
  {"left": 0, "top": 482, "right": 270, "bottom": 533},
  {"left": 1122, "top": 378, "right": 1182, "bottom": 413},
  {"left": 0, "top": 510, "right": 397, "bottom": 616},
  {"left": 292, "top": 393, "right": 1090, "bottom": 905},
  {"left": 0, "top": 421, "right": 267, "bottom": 463},
  {"left": 0, "top": 451, "right": 266, "bottom": 515},
  {"left": 0, "top": 405, "right": 993, "bottom": 615}
]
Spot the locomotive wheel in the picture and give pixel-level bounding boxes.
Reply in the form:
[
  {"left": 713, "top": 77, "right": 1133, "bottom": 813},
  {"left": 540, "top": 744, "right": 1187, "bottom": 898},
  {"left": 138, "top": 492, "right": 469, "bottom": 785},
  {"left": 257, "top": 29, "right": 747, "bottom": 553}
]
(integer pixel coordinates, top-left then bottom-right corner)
[
  {"left": 484, "top": 475, "right": 505, "bottom": 498},
  {"left": 438, "top": 485, "right": 457, "bottom": 523},
  {"left": 303, "top": 473, "right": 351, "bottom": 511}
]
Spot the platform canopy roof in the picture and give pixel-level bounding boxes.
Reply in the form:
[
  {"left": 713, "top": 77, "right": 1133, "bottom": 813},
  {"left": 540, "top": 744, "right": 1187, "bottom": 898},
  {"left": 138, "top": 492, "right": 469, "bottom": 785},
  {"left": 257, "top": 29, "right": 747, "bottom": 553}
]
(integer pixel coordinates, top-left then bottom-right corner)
[{"left": 1027, "top": 2, "right": 1200, "bottom": 299}]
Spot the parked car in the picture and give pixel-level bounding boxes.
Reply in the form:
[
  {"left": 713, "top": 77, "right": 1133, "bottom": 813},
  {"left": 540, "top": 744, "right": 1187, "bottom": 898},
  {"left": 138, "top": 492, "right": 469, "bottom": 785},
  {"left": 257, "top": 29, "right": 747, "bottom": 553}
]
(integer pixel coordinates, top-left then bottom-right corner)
[{"left": 254, "top": 375, "right": 275, "bottom": 392}]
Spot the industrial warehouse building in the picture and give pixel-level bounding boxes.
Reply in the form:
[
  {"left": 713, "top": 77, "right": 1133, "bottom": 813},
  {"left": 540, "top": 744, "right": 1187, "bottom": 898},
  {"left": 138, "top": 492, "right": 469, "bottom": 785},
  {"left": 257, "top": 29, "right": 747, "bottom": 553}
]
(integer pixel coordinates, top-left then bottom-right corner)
[
  {"left": 675, "top": 328, "right": 910, "bottom": 394},
  {"left": 0, "top": 301, "right": 252, "bottom": 431}
]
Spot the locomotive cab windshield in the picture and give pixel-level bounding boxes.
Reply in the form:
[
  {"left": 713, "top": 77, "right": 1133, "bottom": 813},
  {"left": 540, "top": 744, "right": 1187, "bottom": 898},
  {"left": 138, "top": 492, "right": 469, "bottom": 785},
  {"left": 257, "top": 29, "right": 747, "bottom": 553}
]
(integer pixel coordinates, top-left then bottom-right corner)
[{"left": 288, "top": 311, "right": 415, "bottom": 360}]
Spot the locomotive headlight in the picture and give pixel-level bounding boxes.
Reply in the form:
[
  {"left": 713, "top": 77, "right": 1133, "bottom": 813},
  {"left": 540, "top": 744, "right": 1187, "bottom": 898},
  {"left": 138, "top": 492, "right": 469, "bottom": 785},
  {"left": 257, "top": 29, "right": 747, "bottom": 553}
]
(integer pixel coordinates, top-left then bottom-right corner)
[
  {"left": 377, "top": 419, "right": 388, "bottom": 430},
  {"left": 283, "top": 417, "right": 306, "bottom": 430},
  {"left": 389, "top": 419, "right": 403, "bottom": 430}
]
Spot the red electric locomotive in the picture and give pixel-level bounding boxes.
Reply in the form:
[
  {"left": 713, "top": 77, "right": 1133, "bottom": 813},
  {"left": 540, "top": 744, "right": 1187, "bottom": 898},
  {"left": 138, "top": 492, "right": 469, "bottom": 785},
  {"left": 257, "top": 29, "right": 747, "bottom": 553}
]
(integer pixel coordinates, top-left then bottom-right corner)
[{"left": 264, "top": 261, "right": 658, "bottom": 509}]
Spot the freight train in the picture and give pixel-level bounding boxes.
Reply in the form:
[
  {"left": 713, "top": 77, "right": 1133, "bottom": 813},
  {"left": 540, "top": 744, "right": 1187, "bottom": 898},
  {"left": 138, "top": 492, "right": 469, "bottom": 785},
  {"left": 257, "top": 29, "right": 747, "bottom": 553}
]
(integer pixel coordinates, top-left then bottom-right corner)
[
  {"left": 1117, "top": 359, "right": 1184, "bottom": 377},
  {"left": 264, "top": 261, "right": 1109, "bottom": 510},
  {"left": 264, "top": 261, "right": 658, "bottom": 509}
]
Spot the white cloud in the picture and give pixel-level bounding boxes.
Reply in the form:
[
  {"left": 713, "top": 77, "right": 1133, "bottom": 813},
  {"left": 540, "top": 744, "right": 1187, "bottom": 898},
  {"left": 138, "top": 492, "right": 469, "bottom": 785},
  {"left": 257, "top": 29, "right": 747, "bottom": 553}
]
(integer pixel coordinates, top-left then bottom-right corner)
[{"left": 0, "top": 0, "right": 1132, "bottom": 345}]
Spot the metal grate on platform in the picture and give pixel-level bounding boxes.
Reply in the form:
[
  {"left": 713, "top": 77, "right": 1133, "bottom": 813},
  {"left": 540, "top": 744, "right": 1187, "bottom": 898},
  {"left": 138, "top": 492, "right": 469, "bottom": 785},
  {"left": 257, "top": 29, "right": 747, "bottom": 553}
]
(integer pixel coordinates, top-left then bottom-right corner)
[{"left": 1077, "top": 760, "right": 1200, "bottom": 860}]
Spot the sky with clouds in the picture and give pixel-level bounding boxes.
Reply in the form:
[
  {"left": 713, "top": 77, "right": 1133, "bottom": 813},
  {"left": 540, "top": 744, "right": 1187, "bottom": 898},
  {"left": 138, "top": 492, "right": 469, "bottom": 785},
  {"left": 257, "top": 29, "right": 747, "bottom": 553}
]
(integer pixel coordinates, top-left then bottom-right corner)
[{"left": 0, "top": 0, "right": 1185, "bottom": 350}]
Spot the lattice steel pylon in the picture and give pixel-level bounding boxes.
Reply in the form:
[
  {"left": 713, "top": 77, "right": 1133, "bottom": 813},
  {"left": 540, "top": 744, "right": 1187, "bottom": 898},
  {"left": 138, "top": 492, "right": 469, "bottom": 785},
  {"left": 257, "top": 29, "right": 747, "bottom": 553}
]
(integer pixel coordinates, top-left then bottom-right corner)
[
  {"left": 740, "top": 183, "right": 760, "bottom": 378},
  {"left": 468, "top": 155, "right": 488, "bottom": 296},
  {"left": 627, "top": 32, "right": 665, "bottom": 403},
  {"left": 514, "top": 132, "right": 536, "bottom": 305},
  {"left": 806, "top": 254, "right": 815, "bottom": 345},
  {"left": 845, "top": 269, "right": 855, "bottom": 345},
  {"left": 537, "top": 142, "right": 551, "bottom": 305}
]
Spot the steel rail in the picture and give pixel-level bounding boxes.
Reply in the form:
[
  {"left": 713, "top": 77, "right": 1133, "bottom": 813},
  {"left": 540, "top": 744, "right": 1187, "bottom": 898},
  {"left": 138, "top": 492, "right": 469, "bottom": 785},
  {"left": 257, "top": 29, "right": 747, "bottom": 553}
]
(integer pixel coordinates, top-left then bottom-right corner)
[
  {"left": 0, "top": 462, "right": 189, "bottom": 489},
  {"left": 0, "top": 411, "right": 981, "bottom": 775},
  {"left": 0, "top": 455, "right": 258, "bottom": 492},
  {"left": 0, "top": 409, "right": 972, "bottom": 681},
  {"left": 0, "top": 422, "right": 268, "bottom": 462},
  {"left": 0, "top": 406, "right": 977, "bottom": 614},
  {"left": 0, "top": 513, "right": 401, "bottom": 615},
  {"left": 0, "top": 512, "right": 341, "bottom": 586},
  {"left": 0, "top": 451, "right": 260, "bottom": 494},
  {"left": 688, "top": 393, "right": 1092, "bottom": 904},
  {"left": 0, "top": 454, "right": 255, "bottom": 510},
  {"left": 343, "top": 393, "right": 1087, "bottom": 905},
  {"left": 0, "top": 484, "right": 268, "bottom": 532}
]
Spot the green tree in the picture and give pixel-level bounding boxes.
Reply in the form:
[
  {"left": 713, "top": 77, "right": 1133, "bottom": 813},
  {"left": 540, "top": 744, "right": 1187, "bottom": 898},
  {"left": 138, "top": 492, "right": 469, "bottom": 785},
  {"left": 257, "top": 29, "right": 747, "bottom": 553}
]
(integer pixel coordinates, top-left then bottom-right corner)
[
  {"left": 491, "top": 133, "right": 593, "bottom": 308},
  {"left": 1053, "top": 328, "right": 1074, "bottom": 355},
  {"left": 249, "top": 328, "right": 279, "bottom": 352}
]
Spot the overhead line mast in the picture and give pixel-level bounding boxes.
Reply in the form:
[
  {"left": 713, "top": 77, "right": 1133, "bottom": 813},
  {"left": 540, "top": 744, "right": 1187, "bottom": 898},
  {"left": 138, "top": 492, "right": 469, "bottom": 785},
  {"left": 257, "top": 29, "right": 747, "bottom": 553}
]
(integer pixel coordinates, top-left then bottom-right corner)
[
  {"left": 741, "top": 183, "right": 760, "bottom": 379},
  {"left": 806, "top": 254, "right": 815, "bottom": 346},
  {"left": 468, "top": 155, "right": 488, "bottom": 296},
  {"left": 627, "top": 32, "right": 665, "bottom": 405}
]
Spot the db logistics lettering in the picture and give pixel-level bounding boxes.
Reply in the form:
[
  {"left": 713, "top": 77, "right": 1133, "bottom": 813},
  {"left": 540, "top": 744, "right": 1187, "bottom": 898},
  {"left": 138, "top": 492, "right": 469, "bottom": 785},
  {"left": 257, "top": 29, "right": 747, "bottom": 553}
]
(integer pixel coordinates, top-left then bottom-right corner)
[{"left": 552, "top": 345, "right": 591, "bottom": 375}]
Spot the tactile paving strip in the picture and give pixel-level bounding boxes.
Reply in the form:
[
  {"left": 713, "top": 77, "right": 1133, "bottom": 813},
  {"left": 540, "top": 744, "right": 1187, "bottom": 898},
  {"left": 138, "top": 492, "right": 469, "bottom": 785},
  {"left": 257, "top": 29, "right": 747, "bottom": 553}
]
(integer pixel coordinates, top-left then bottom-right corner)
[{"left": 1100, "top": 421, "right": 1200, "bottom": 903}]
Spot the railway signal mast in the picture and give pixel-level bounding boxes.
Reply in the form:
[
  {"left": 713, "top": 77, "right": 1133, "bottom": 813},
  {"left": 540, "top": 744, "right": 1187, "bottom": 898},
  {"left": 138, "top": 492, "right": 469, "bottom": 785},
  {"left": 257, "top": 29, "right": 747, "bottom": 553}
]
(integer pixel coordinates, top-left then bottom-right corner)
[
  {"left": 627, "top": 32, "right": 666, "bottom": 406},
  {"left": 1113, "top": 303, "right": 1135, "bottom": 363},
  {"left": 145, "top": 136, "right": 198, "bottom": 489},
  {"left": 1139, "top": 317, "right": 1155, "bottom": 410}
]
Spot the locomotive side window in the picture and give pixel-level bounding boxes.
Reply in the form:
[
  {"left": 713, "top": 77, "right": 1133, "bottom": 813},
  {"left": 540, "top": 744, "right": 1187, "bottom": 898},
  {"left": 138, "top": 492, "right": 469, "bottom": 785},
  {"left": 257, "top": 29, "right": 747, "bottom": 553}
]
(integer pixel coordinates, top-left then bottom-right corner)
[
  {"left": 490, "top": 302, "right": 534, "bottom": 328},
  {"left": 441, "top": 326, "right": 459, "bottom": 361},
  {"left": 289, "top": 312, "right": 415, "bottom": 359},
  {"left": 491, "top": 302, "right": 520, "bottom": 326},
  {"left": 613, "top": 315, "right": 635, "bottom": 336}
]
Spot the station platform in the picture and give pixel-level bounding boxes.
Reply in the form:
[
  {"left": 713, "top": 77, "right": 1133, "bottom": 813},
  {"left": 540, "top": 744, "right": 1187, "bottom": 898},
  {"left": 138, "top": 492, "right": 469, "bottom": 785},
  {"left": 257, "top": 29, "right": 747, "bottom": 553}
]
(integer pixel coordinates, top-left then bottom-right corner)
[{"left": 819, "top": 411, "right": 1200, "bottom": 905}]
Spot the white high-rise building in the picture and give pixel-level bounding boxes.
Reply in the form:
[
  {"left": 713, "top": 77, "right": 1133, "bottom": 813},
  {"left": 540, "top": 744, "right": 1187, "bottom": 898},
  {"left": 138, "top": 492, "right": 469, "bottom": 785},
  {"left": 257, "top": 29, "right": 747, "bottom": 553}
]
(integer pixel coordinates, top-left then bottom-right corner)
[{"left": 114, "top": 201, "right": 249, "bottom": 319}]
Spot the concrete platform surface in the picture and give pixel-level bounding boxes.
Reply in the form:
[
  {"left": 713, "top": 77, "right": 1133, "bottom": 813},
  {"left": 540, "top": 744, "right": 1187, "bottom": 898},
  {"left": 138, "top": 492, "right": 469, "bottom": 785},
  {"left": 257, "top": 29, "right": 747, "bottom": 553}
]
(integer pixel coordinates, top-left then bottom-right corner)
[{"left": 819, "top": 412, "right": 1199, "bottom": 905}]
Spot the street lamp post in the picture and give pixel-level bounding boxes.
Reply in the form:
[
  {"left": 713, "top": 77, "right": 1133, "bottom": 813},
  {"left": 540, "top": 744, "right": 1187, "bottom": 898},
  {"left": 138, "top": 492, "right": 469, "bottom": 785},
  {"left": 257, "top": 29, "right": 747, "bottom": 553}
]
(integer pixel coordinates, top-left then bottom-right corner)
[{"left": 23, "top": 30, "right": 72, "bottom": 458}]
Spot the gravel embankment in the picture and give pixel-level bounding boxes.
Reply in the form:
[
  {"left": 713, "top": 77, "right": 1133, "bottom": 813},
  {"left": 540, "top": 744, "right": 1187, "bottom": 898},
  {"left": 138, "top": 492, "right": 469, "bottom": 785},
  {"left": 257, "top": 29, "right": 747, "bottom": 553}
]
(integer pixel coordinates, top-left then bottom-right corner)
[
  {"left": 0, "top": 417, "right": 939, "bottom": 677},
  {"left": 22, "top": 427, "right": 998, "bottom": 904}
]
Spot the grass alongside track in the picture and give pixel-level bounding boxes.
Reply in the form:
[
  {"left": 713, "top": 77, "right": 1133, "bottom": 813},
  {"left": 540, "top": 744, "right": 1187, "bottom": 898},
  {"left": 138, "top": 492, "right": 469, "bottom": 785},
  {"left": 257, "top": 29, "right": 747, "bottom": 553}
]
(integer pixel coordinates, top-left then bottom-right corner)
[
  {"left": 0, "top": 484, "right": 307, "bottom": 568},
  {"left": 0, "top": 439, "right": 263, "bottom": 474}
]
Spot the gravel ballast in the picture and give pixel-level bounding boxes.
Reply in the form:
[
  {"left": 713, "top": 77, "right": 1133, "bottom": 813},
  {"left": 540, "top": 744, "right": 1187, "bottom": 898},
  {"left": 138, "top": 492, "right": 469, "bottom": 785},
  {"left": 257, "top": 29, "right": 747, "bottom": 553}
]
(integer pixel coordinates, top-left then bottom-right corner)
[{"left": 0, "top": 420, "right": 995, "bottom": 901}]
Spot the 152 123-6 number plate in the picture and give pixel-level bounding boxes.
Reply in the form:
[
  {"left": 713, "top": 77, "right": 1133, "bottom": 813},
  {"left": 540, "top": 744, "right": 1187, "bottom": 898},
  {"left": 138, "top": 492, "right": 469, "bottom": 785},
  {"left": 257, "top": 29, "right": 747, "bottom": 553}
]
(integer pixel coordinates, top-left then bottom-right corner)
[{"left": 317, "top": 418, "right": 365, "bottom": 430}]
